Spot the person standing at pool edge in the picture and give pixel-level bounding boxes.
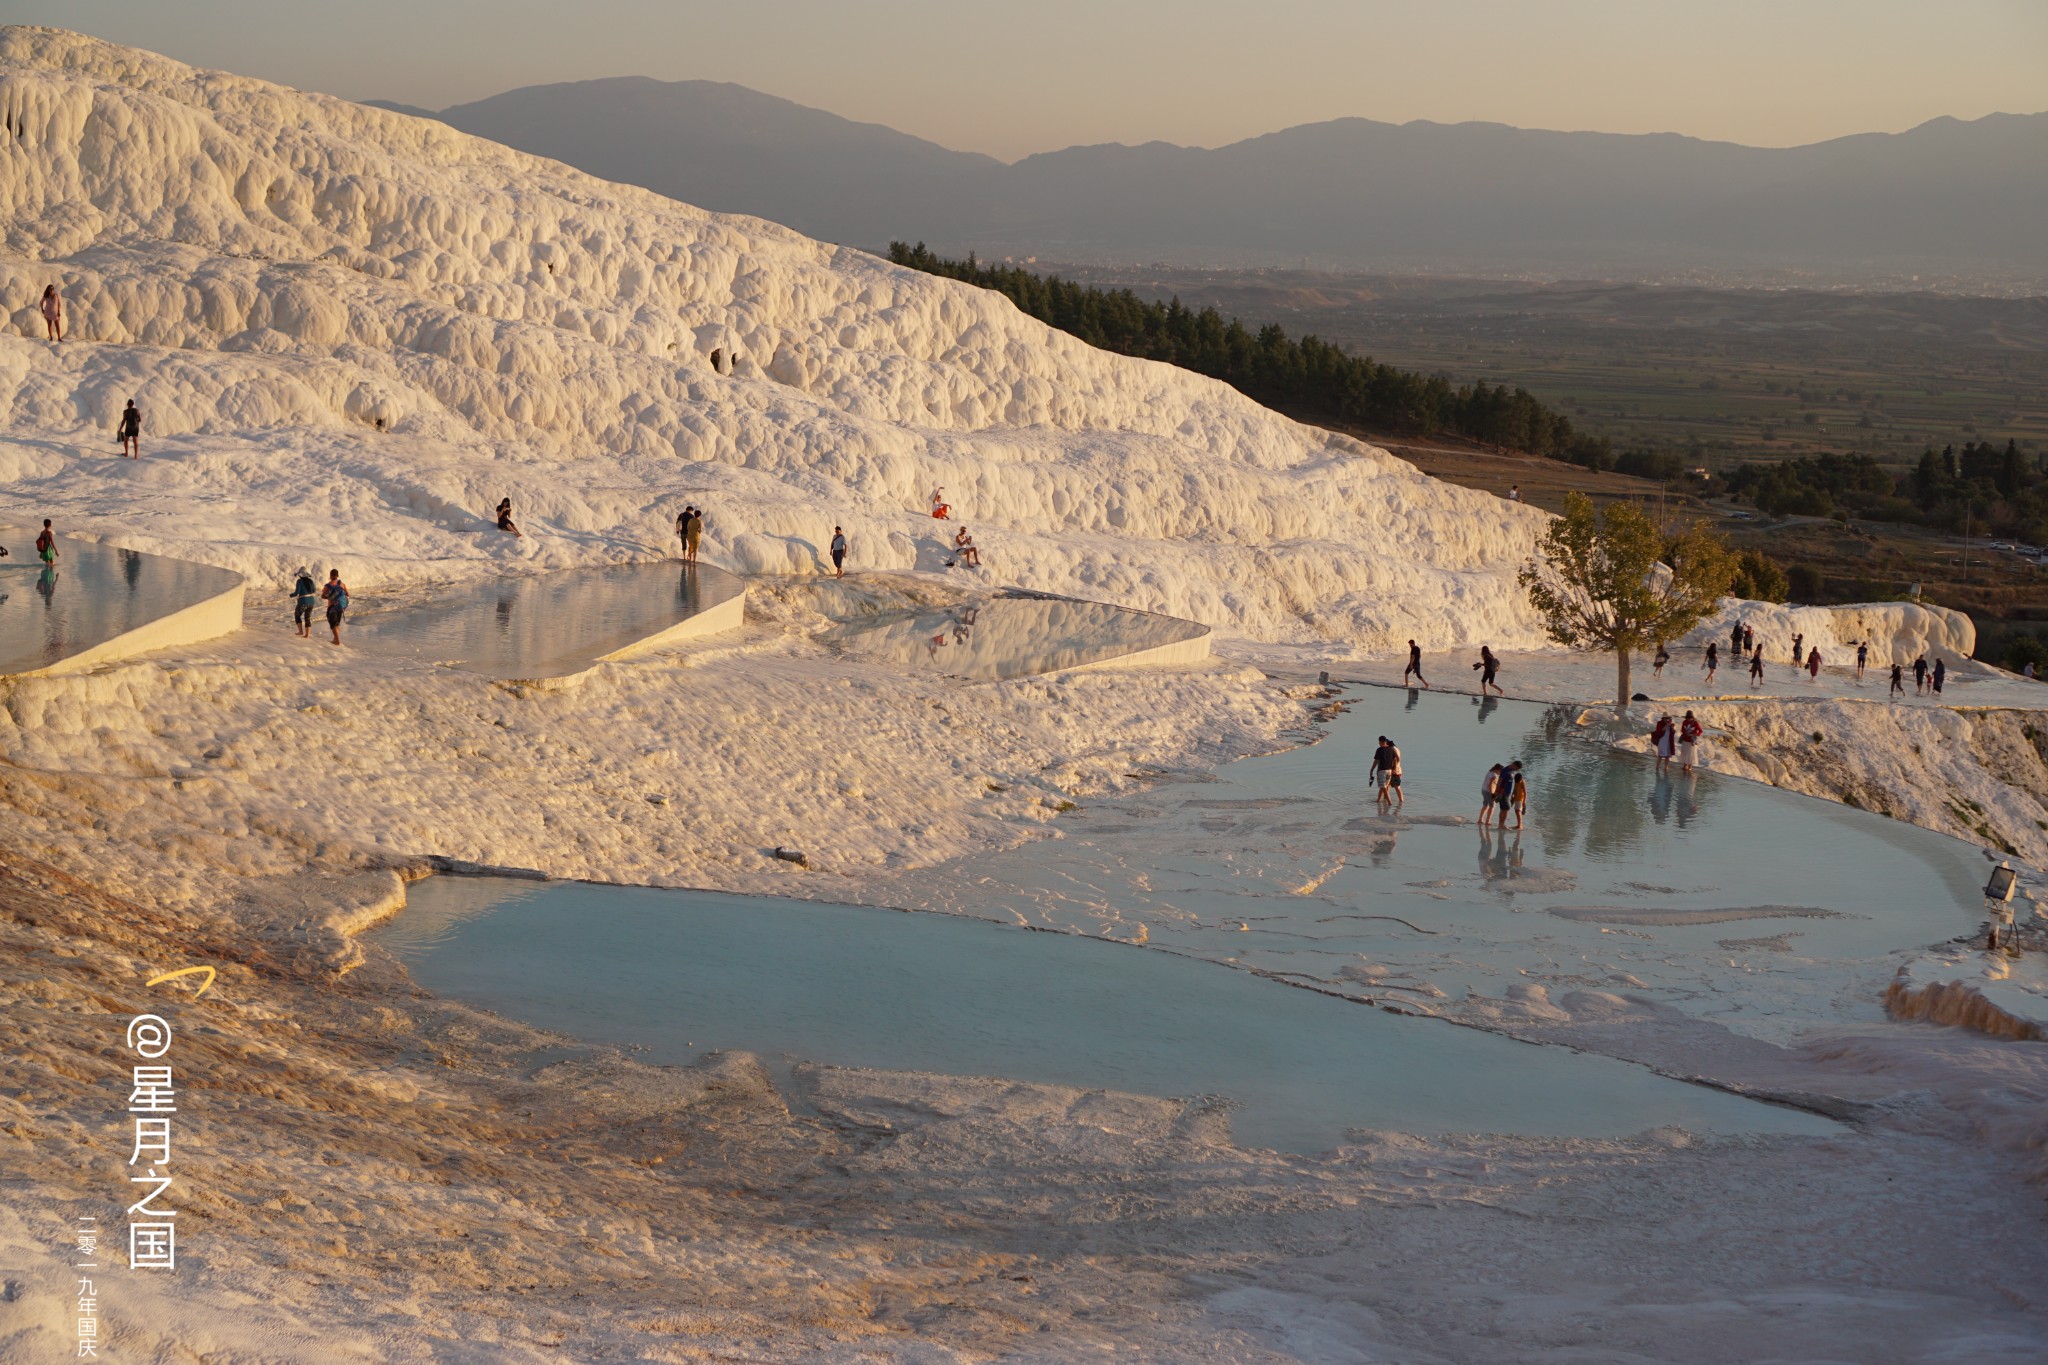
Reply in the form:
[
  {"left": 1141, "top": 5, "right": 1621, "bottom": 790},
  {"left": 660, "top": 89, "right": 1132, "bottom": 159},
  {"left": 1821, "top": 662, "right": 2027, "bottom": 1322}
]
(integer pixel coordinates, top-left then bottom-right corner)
[
  {"left": 1749, "top": 647, "right": 1764, "bottom": 688},
  {"left": 290, "top": 566, "right": 318, "bottom": 638},
  {"left": 684, "top": 506, "right": 703, "bottom": 563},
  {"left": 320, "top": 568, "right": 349, "bottom": 646},
  {"left": 1382, "top": 737, "right": 1404, "bottom": 809},
  {"left": 1404, "top": 640, "right": 1429, "bottom": 689},
  {"left": 1702, "top": 641, "right": 1718, "bottom": 685},
  {"left": 1510, "top": 767, "right": 1528, "bottom": 830},
  {"left": 34, "top": 519, "right": 56, "bottom": 566},
  {"left": 118, "top": 399, "right": 141, "bottom": 458},
  {"left": 830, "top": 526, "right": 848, "bottom": 578},
  {"left": 1678, "top": 711, "right": 1703, "bottom": 774}
]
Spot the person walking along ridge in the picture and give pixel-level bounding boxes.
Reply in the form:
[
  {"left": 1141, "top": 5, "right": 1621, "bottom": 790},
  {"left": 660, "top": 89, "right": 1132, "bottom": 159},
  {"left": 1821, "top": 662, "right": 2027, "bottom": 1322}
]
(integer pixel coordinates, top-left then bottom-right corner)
[
  {"left": 1403, "top": 640, "right": 1429, "bottom": 689},
  {"left": 290, "top": 567, "right": 318, "bottom": 638},
  {"left": 1474, "top": 645, "right": 1503, "bottom": 697},
  {"left": 320, "top": 568, "right": 349, "bottom": 646}
]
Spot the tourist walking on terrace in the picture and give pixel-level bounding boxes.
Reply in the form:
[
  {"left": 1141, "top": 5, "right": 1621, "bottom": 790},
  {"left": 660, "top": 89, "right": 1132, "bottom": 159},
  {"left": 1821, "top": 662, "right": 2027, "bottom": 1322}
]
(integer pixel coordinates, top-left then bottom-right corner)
[
  {"left": 39, "top": 283, "right": 62, "bottom": 342},
  {"left": 289, "top": 567, "right": 318, "bottom": 638},
  {"left": 1749, "top": 647, "right": 1764, "bottom": 688},
  {"left": 1890, "top": 662, "right": 1905, "bottom": 700},
  {"left": 1652, "top": 642, "right": 1669, "bottom": 679},
  {"left": 1651, "top": 714, "right": 1675, "bottom": 772},
  {"left": 1913, "top": 653, "right": 1929, "bottom": 695},
  {"left": 1932, "top": 656, "right": 1946, "bottom": 696},
  {"left": 320, "top": 568, "right": 349, "bottom": 646},
  {"left": 1806, "top": 646, "right": 1822, "bottom": 682},
  {"left": 1370, "top": 735, "right": 1404, "bottom": 808},
  {"left": 1855, "top": 641, "right": 1868, "bottom": 683},
  {"left": 1474, "top": 645, "right": 1503, "bottom": 696},
  {"left": 830, "top": 526, "right": 848, "bottom": 578},
  {"left": 495, "top": 498, "right": 522, "bottom": 538},
  {"left": 1791, "top": 632, "right": 1803, "bottom": 666},
  {"left": 1702, "top": 641, "right": 1718, "bottom": 685},
  {"left": 1678, "top": 711, "right": 1703, "bottom": 774},
  {"left": 117, "top": 399, "right": 141, "bottom": 458},
  {"left": 34, "top": 519, "right": 56, "bottom": 566},
  {"left": 1743, "top": 623, "right": 1755, "bottom": 653},
  {"left": 1404, "top": 639, "right": 1429, "bottom": 689}
]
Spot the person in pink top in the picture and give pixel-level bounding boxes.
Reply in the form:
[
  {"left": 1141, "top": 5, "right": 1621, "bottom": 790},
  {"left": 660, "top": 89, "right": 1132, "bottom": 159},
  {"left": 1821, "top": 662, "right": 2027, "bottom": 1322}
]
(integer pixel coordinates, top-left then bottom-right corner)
[{"left": 39, "top": 284, "right": 62, "bottom": 342}]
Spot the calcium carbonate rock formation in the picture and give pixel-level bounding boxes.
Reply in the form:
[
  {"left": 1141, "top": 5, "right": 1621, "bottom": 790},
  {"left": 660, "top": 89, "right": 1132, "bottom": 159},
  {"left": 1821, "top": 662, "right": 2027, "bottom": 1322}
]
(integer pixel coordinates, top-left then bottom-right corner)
[{"left": 0, "top": 26, "right": 1562, "bottom": 650}]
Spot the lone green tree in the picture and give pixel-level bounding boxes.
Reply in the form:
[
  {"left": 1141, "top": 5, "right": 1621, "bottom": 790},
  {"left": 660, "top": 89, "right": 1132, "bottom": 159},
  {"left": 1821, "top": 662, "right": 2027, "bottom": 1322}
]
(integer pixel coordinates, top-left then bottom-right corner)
[{"left": 1518, "top": 494, "right": 1737, "bottom": 717}]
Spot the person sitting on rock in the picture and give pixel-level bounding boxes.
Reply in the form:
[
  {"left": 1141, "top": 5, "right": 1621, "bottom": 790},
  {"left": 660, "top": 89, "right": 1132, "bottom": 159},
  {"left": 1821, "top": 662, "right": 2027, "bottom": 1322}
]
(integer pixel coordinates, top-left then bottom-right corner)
[
  {"left": 495, "top": 498, "right": 522, "bottom": 537},
  {"left": 952, "top": 526, "right": 981, "bottom": 567},
  {"left": 930, "top": 487, "right": 950, "bottom": 519}
]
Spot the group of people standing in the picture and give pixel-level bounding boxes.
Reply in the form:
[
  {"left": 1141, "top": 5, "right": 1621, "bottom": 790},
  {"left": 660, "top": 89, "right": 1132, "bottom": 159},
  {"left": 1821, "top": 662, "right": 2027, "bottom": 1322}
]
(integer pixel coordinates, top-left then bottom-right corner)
[
  {"left": 1366, "top": 734, "right": 1528, "bottom": 830},
  {"left": 1649, "top": 711, "right": 1705, "bottom": 774}
]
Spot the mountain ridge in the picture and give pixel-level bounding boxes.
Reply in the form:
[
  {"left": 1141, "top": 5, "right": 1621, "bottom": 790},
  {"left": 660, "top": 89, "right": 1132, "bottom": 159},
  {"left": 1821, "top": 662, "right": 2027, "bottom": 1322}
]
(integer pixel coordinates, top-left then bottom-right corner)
[{"left": 377, "top": 78, "right": 2048, "bottom": 281}]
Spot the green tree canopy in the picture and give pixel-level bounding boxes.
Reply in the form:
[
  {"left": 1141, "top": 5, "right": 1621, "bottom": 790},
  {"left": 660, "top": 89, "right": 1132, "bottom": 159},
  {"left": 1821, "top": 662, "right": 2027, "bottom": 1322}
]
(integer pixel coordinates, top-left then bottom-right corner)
[{"left": 1519, "top": 494, "right": 1737, "bottom": 715}]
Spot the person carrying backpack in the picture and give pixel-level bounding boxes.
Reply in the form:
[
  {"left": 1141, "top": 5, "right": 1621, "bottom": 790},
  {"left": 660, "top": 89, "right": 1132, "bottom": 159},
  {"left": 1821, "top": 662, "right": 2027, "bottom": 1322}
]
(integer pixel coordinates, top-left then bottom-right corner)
[
  {"left": 34, "top": 519, "right": 57, "bottom": 565},
  {"left": 320, "top": 568, "right": 350, "bottom": 646}
]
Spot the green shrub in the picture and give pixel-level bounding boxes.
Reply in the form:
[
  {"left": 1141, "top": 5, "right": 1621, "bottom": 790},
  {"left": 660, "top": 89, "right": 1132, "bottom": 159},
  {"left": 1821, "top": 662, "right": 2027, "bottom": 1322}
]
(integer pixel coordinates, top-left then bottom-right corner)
[
  {"left": 2002, "top": 633, "right": 2048, "bottom": 676},
  {"left": 1787, "top": 564, "right": 1826, "bottom": 602},
  {"left": 1728, "top": 549, "right": 1789, "bottom": 603}
]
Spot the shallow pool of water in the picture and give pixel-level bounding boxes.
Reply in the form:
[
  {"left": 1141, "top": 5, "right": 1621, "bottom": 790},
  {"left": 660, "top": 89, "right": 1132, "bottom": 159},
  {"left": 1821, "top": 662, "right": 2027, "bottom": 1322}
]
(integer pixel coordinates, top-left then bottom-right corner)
[
  {"left": 0, "top": 536, "right": 243, "bottom": 674},
  {"left": 350, "top": 562, "right": 744, "bottom": 678},
  {"left": 377, "top": 876, "right": 1838, "bottom": 1152},
  {"left": 860, "top": 687, "right": 1988, "bottom": 1041},
  {"left": 821, "top": 594, "right": 1206, "bottom": 680}
]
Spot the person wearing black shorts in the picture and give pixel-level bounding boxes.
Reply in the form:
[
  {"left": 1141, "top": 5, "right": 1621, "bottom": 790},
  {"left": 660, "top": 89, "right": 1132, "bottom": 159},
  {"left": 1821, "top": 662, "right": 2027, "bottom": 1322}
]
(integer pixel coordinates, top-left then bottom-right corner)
[
  {"left": 1403, "top": 640, "right": 1428, "bottom": 689},
  {"left": 830, "top": 526, "right": 847, "bottom": 578},
  {"left": 320, "top": 568, "right": 349, "bottom": 646}
]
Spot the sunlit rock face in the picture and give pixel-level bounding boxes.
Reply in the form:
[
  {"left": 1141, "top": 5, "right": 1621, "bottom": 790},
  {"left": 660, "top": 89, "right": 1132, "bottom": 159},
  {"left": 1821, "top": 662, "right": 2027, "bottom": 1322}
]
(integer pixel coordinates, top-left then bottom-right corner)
[{"left": 0, "top": 25, "right": 1557, "bottom": 650}]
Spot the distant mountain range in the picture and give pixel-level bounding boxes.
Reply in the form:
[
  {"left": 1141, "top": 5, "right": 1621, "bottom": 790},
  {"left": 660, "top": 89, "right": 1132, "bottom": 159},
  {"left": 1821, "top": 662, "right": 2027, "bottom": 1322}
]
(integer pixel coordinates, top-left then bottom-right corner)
[{"left": 366, "top": 80, "right": 2048, "bottom": 284}]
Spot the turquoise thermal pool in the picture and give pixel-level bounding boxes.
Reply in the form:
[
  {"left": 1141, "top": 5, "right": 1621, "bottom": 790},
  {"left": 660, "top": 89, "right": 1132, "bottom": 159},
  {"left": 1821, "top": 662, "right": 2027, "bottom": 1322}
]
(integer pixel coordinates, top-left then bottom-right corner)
[
  {"left": 376, "top": 877, "right": 1840, "bottom": 1152},
  {"left": 372, "top": 686, "right": 1985, "bottom": 1151}
]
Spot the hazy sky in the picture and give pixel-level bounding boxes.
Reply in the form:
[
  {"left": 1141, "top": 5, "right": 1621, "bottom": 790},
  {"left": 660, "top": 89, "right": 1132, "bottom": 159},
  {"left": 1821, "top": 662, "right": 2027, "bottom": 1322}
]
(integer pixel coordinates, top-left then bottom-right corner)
[{"left": 9, "top": 0, "right": 2046, "bottom": 159}]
